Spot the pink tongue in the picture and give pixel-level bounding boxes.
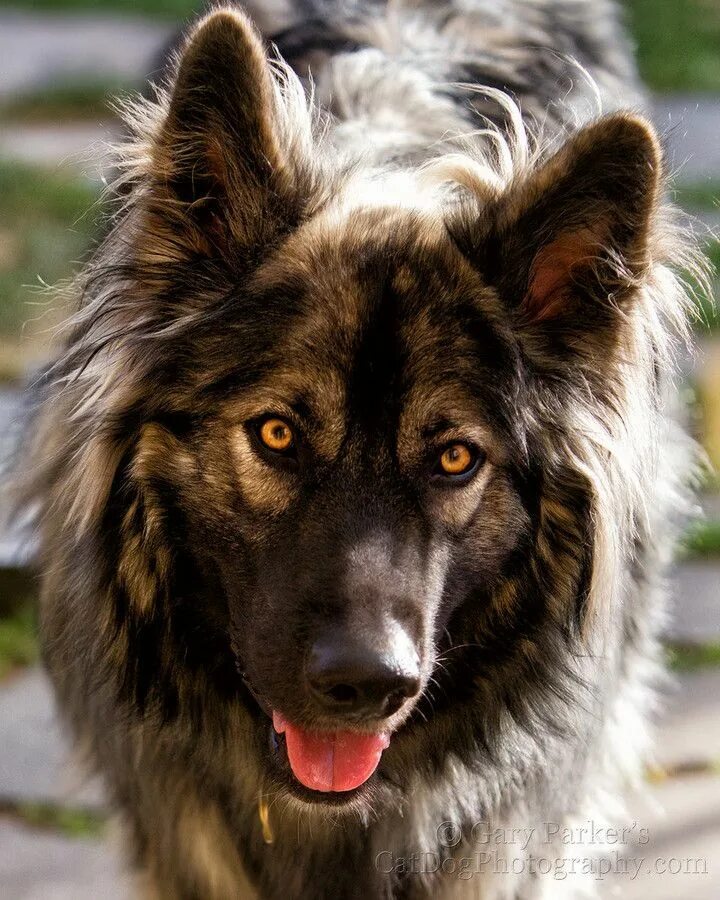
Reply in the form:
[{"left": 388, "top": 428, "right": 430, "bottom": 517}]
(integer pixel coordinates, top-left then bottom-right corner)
[{"left": 273, "top": 713, "right": 389, "bottom": 792}]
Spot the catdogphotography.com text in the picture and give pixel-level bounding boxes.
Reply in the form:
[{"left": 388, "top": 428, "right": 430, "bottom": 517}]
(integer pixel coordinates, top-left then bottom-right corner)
[{"left": 374, "top": 819, "right": 709, "bottom": 882}]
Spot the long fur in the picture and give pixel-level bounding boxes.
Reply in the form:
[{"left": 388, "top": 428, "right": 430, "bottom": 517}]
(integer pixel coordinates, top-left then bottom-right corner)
[{"left": 11, "top": 1, "right": 710, "bottom": 898}]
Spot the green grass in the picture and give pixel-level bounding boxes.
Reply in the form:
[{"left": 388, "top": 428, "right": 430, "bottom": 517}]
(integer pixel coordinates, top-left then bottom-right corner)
[
  {"left": 667, "top": 641, "right": 720, "bottom": 671},
  {"left": 696, "top": 241, "right": 720, "bottom": 330},
  {"left": 675, "top": 181, "right": 720, "bottom": 213},
  {"left": 0, "top": 0, "right": 198, "bottom": 18},
  {"left": 681, "top": 519, "right": 720, "bottom": 558},
  {"left": 698, "top": 470, "right": 720, "bottom": 493},
  {"left": 626, "top": 0, "right": 720, "bottom": 92},
  {"left": 0, "top": 603, "right": 38, "bottom": 680},
  {"left": 696, "top": 293, "right": 719, "bottom": 331},
  {"left": 0, "top": 160, "right": 99, "bottom": 336},
  {"left": 679, "top": 240, "right": 719, "bottom": 332},
  {"left": 0, "top": 79, "right": 125, "bottom": 124},
  {"left": 0, "top": 799, "right": 106, "bottom": 838},
  {"left": 705, "top": 240, "right": 720, "bottom": 274}
]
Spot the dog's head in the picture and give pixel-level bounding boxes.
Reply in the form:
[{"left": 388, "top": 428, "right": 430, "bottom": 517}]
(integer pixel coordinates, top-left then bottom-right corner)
[{"left": 74, "top": 10, "right": 665, "bottom": 808}]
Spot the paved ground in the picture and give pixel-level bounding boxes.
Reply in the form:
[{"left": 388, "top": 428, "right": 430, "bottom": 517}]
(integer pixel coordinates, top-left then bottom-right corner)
[
  {"left": 606, "top": 771, "right": 720, "bottom": 899},
  {"left": 0, "top": 10, "right": 171, "bottom": 180},
  {"left": 652, "top": 95, "right": 720, "bottom": 183},
  {"left": 0, "top": 668, "right": 104, "bottom": 809},
  {"left": 0, "top": 820, "right": 132, "bottom": 900},
  {"left": 0, "top": 123, "right": 120, "bottom": 176},
  {"left": 0, "top": 667, "right": 130, "bottom": 898},
  {"left": 604, "top": 669, "right": 720, "bottom": 899},
  {"left": 667, "top": 561, "right": 720, "bottom": 644},
  {"left": 0, "top": 11, "right": 172, "bottom": 99},
  {"left": 0, "top": 386, "right": 31, "bottom": 568}
]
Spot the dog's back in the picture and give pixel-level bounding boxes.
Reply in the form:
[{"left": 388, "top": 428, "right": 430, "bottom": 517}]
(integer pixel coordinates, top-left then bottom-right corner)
[{"left": 258, "top": 0, "right": 642, "bottom": 149}]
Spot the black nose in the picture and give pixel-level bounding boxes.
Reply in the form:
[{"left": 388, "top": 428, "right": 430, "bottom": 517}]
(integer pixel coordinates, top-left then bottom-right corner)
[{"left": 306, "top": 630, "right": 421, "bottom": 719}]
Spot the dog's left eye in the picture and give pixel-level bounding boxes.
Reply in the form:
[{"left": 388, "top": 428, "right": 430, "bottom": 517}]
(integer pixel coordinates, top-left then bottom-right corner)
[
  {"left": 257, "top": 417, "right": 295, "bottom": 455},
  {"left": 433, "top": 443, "right": 484, "bottom": 481}
]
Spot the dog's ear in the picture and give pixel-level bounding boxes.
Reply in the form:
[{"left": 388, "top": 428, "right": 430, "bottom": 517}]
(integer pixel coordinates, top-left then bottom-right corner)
[
  {"left": 465, "top": 115, "right": 662, "bottom": 362},
  {"left": 150, "top": 8, "right": 304, "bottom": 254}
]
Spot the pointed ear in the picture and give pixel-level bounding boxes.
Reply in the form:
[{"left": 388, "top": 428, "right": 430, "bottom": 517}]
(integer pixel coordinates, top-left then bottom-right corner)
[
  {"left": 151, "top": 8, "right": 303, "bottom": 254},
  {"left": 467, "top": 115, "right": 662, "bottom": 359}
]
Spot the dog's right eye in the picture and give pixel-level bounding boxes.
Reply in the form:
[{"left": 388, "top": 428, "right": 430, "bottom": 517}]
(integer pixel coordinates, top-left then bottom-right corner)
[
  {"left": 431, "top": 442, "right": 485, "bottom": 484},
  {"left": 439, "top": 443, "right": 474, "bottom": 475},
  {"left": 257, "top": 417, "right": 295, "bottom": 455}
]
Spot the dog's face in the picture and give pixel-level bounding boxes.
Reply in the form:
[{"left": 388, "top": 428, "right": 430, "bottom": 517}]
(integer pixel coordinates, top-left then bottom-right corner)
[
  {"left": 171, "top": 207, "right": 532, "bottom": 798},
  {"left": 124, "top": 10, "right": 661, "bottom": 805}
]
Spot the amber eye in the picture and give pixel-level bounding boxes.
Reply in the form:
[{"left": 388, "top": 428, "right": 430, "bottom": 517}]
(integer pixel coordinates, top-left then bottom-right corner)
[
  {"left": 258, "top": 417, "right": 295, "bottom": 454},
  {"left": 437, "top": 443, "right": 481, "bottom": 479}
]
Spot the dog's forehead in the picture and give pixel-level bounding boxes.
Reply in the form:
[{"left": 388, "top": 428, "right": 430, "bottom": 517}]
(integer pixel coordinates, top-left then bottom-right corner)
[
  {"left": 238, "top": 205, "right": 518, "bottom": 442},
  {"left": 253, "top": 203, "right": 492, "bottom": 347},
  {"left": 252, "top": 211, "right": 472, "bottom": 372}
]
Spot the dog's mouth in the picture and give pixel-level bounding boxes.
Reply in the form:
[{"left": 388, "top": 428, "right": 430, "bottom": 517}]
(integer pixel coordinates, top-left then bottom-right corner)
[
  {"left": 271, "top": 711, "right": 390, "bottom": 793},
  {"left": 240, "top": 671, "right": 394, "bottom": 797}
]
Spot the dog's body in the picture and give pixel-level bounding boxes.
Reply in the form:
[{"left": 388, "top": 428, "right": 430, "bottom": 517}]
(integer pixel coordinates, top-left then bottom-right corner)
[
  {"left": 19, "top": 2, "right": 701, "bottom": 898},
  {"left": 265, "top": 0, "right": 643, "bottom": 157}
]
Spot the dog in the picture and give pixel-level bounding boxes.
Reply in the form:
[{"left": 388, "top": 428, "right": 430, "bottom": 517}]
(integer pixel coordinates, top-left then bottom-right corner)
[{"left": 18, "top": 0, "right": 704, "bottom": 897}]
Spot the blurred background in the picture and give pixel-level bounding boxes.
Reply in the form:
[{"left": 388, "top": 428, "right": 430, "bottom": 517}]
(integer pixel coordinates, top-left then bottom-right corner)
[{"left": 0, "top": 1, "right": 718, "bottom": 898}]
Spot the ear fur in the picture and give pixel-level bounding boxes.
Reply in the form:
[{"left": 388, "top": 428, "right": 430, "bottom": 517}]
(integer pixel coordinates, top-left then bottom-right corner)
[
  {"left": 151, "top": 8, "right": 303, "bottom": 253},
  {"left": 461, "top": 114, "right": 663, "bottom": 360}
]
